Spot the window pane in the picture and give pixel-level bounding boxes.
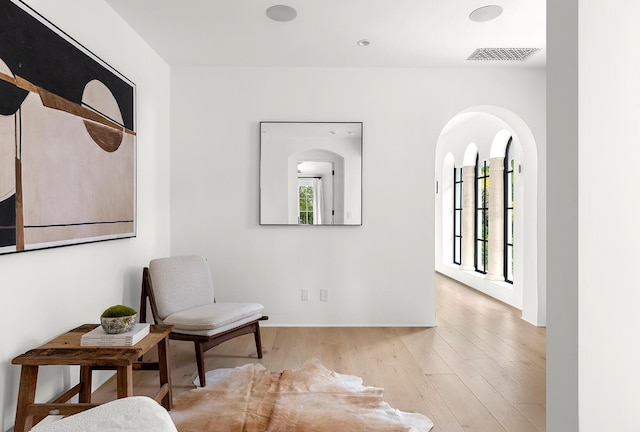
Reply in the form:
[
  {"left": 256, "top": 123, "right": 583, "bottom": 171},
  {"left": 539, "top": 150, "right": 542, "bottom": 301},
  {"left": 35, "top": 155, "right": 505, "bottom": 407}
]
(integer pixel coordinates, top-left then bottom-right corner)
[
  {"left": 485, "top": 210, "right": 490, "bottom": 238},
  {"left": 484, "top": 245, "right": 489, "bottom": 269},
  {"left": 483, "top": 241, "right": 489, "bottom": 270},
  {"left": 476, "top": 240, "right": 485, "bottom": 272},
  {"left": 511, "top": 171, "right": 515, "bottom": 204},
  {"left": 477, "top": 210, "right": 488, "bottom": 239},
  {"left": 507, "top": 209, "right": 514, "bottom": 243},
  {"left": 483, "top": 209, "right": 488, "bottom": 237},
  {"left": 483, "top": 183, "right": 488, "bottom": 208},
  {"left": 506, "top": 245, "right": 514, "bottom": 282},
  {"left": 484, "top": 178, "right": 490, "bottom": 207}
]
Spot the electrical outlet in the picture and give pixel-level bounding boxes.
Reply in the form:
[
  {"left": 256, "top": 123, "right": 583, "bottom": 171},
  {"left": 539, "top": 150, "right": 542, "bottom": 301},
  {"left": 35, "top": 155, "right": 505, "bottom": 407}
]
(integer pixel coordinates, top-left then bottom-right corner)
[
  {"left": 301, "top": 289, "right": 309, "bottom": 301},
  {"left": 320, "top": 289, "right": 329, "bottom": 301}
]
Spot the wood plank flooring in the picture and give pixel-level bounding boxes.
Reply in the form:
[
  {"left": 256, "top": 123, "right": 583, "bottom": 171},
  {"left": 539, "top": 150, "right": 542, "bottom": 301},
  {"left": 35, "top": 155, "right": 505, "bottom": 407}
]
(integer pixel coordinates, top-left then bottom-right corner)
[{"left": 92, "top": 272, "right": 546, "bottom": 431}]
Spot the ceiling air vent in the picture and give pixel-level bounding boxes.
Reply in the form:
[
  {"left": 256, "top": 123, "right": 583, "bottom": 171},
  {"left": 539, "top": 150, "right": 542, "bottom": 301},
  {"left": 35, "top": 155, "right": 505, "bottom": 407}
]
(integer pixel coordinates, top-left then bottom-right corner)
[{"left": 467, "top": 48, "right": 540, "bottom": 61}]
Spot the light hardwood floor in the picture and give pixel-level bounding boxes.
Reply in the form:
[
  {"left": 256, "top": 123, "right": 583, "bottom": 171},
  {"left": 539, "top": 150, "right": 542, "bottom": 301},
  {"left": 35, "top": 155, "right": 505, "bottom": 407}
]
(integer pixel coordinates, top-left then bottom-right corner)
[{"left": 93, "top": 272, "right": 546, "bottom": 431}]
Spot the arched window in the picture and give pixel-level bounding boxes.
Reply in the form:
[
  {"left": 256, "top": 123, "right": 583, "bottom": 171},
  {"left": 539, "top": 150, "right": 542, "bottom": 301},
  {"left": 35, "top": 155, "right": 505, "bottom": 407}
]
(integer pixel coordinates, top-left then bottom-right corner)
[
  {"left": 453, "top": 166, "right": 463, "bottom": 265},
  {"left": 475, "top": 155, "right": 489, "bottom": 273},
  {"left": 504, "top": 138, "right": 514, "bottom": 283}
]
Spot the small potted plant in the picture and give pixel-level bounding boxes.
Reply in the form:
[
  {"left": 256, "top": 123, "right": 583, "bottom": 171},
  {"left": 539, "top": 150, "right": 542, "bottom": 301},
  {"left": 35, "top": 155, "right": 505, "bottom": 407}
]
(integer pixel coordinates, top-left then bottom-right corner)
[{"left": 100, "top": 305, "right": 137, "bottom": 334}]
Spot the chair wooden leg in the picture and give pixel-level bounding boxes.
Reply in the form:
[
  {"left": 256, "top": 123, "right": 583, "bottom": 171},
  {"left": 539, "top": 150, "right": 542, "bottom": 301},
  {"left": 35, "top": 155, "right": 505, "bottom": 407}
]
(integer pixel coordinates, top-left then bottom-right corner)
[
  {"left": 254, "top": 324, "right": 263, "bottom": 359},
  {"left": 194, "top": 341, "right": 206, "bottom": 387}
]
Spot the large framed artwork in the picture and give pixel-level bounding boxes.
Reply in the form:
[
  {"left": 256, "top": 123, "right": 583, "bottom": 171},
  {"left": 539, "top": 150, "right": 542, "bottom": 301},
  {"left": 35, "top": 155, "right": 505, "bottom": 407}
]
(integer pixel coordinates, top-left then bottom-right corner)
[{"left": 0, "top": 0, "right": 136, "bottom": 255}]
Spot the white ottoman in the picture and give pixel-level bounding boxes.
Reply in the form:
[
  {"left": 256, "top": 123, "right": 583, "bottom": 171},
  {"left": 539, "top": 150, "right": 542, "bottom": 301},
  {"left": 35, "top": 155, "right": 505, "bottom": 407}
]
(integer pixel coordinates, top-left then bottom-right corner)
[{"left": 30, "top": 396, "right": 177, "bottom": 432}]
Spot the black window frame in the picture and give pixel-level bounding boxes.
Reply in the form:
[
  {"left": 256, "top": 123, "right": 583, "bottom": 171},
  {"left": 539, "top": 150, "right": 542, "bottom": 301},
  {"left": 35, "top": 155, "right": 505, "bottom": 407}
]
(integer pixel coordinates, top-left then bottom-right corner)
[
  {"left": 453, "top": 166, "right": 463, "bottom": 265},
  {"left": 475, "top": 156, "right": 489, "bottom": 274},
  {"left": 504, "top": 138, "right": 514, "bottom": 284}
]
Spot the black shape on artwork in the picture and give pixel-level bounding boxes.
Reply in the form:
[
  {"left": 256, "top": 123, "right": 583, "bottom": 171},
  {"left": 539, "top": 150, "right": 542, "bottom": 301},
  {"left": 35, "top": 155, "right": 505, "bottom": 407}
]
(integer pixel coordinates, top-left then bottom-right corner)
[
  {"left": 0, "top": 0, "right": 134, "bottom": 130},
  {"left": 0, "top": 79, "right": 28, "bottom": 115},
  {"left": 0, "top": 194, "right": 16, "bottom": 247}
]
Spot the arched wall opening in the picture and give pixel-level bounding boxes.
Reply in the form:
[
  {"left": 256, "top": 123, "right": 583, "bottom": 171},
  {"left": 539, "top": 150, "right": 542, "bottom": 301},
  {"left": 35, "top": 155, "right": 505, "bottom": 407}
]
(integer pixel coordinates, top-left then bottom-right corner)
[
  {"left": 434, "top": 105, "right": 544, "bottom": 326},
  {"left": 288, "top": 149, "right": 345, "bottom": 224}
]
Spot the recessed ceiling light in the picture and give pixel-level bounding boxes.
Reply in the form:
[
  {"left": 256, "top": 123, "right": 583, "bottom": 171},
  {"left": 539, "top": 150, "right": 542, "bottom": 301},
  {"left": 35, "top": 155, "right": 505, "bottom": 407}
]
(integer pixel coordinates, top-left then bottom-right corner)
[
  {"left": 266, "top": 5, "right": 297, "bottom": 22},
  {"left": 469, "top": 5, "right": 503, "bottom": 22},
  {"left": 357, "top": 39, "right": 371, "bottom": 47}
]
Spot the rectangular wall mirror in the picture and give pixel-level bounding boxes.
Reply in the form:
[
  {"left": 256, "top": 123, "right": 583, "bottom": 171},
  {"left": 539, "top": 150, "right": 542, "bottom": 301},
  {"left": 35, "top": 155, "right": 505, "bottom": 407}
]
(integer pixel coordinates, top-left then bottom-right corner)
[{"left": 260, "top": 122, "right": 362, "bottom": 225}]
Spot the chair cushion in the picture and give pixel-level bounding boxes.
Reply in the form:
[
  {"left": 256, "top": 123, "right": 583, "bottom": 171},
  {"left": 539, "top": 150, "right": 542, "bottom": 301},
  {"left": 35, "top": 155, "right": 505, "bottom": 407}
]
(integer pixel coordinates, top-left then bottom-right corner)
[
  {"left": 149, "top": 256, "right": 216, "bottom": 319},
  {"left": 170, "top": 313, "right": 264, "bottom": 337},
  {"left": 163, "top": 302, "right": 264, "bottom": 331}
]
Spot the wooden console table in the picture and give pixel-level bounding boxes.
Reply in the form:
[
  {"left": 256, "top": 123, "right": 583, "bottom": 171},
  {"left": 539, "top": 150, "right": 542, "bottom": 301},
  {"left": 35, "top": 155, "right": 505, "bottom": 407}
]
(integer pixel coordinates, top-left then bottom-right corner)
[{"left": 11, "top": 324, "right": 173, "bottom": 432}]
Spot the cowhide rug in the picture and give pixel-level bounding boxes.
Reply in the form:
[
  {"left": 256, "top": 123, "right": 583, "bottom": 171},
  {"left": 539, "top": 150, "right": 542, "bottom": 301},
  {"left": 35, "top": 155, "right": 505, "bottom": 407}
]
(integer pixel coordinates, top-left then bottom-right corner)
[{"left": 170, "top": 359, "right": 433, "bottom": 431}]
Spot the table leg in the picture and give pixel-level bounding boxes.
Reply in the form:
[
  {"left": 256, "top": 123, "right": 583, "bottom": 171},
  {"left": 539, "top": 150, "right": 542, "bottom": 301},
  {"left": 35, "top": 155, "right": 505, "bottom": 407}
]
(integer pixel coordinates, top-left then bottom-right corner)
[
  {"left": 14, "top": 365, "right": 38, "bottom": 432},
  {"left": 79, "top": 365, "right": 92, "bottom": 403},
  {"left": 157, "top": 336, "right": 172, "bottom": 410},
  {"left": 116, "top": 364, "right": 133, "bottom": 399}
]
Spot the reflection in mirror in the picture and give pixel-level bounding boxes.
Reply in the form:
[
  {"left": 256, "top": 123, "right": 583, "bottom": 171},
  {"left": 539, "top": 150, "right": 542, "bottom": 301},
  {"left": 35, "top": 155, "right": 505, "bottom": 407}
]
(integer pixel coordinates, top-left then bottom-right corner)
[{"left": 260, "top": 122, "right": 362, "bottom": 225}]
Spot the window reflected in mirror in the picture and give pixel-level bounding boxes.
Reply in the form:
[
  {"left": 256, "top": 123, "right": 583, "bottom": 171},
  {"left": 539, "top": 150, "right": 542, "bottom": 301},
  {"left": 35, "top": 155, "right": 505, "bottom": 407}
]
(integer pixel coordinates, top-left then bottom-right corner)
[{"left": 260, "top": 122, "right": 362, "bottom": 225}]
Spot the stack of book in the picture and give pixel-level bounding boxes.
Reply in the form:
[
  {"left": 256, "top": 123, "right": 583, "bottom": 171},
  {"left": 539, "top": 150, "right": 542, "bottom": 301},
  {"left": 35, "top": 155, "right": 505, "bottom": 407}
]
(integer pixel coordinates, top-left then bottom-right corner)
[{"left": 81, "top": 323, "right": 150, "bottom": 346}]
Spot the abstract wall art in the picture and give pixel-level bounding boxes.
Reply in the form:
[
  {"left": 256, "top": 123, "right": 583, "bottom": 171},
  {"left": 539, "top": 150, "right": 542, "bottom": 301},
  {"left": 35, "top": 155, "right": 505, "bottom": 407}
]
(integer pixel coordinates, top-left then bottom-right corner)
[{"left": 0, "top": 0, "right": 136, "bottom": 255}]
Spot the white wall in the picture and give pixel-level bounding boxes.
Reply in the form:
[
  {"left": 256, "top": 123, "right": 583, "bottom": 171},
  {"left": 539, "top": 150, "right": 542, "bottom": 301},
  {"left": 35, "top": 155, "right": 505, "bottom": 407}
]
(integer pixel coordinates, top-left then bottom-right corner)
[
  {"left": 170, "top": 66, "right": 545, "bottom": 327},
  {"left": 547, "top": 1, "right": 579, "bottom": 429},
  {"left": 548, "top": 1, "right": 640, "bottom": 430},
  {"left": 578, "top": 1, "right": 640, "bottom": 430},
  {"left": 0, "top": 1, "right": 171, "bottom": 430}
]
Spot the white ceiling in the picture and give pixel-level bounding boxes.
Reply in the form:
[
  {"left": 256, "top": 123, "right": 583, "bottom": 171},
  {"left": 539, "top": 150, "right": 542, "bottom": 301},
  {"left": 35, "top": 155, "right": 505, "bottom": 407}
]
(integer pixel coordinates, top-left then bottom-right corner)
[{"left": 105, "top": 0, "right": 545, "bottom": 68}]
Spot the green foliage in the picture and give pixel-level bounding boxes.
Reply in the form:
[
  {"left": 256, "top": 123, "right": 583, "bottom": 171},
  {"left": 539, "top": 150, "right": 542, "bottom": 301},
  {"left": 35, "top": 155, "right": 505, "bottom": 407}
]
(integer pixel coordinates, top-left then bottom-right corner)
[
  {"left": 101, "top": 304, "right": 136, "bottom": 318},
  {"left": 299, "top": 185, "right": 314, "bottom": 224}
]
